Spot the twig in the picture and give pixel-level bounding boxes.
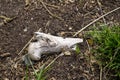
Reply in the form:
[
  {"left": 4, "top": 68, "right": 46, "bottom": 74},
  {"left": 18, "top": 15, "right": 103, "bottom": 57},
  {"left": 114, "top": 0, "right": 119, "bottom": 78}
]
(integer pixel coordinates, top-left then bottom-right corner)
[
  {"left": 44, "top": 2, "right": 59, "bottom": 9},
  {"left": 97, "top": 0, "right": 107, "bottom": 24},
  {"left": 86, "top": 40, "right": 95, "bottom": 80},
  {"left": 100, "top": 66, "right": 102, "bottom": 80},
  {"left": 39, "top": 0, "right": 64, "bottom": 21},
  {"left": 0, "top": 15, "right": 11, "bottom": 20},
  {"left": 103, "top": 68, "right": 110, "bottom": 80},
  {"left": 73, "top": 7, "right": 120, "bottom": 37},
  {"left": 27, "top": 55, "right": 36, "bottom": 73},
  {"left": 18, "top": 36, "right": 34, "bottom": 55},
  {"left": 86, "top": 40, "right": 91, "bottom": 52},
  {"left": 35, "top": 53, "right": 64, "bottom": 73},
  {"left": 0, "top": 15, "right": 16, "bottom": 25},
  {"left": 45, "top": 53, "right": 64, "bottom": 69}
]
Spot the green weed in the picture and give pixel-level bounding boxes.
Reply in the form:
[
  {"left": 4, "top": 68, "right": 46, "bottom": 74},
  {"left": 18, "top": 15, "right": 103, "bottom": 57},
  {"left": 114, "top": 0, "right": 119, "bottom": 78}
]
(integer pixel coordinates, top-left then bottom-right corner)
[
  {"left": 25, "top": 65, "right": 29, "bottom": 80},
  {"left": 75, "top": 44, "right": 81, "bottom": 54},
  {"left": 88, "top": 25, "right": 120, "bottom": 77},
  {"left": 25, "top": 64, "right": 50, "bottom": 80},
  {"left": 35, "top": 65, "right": 47, "bottom": 80}
]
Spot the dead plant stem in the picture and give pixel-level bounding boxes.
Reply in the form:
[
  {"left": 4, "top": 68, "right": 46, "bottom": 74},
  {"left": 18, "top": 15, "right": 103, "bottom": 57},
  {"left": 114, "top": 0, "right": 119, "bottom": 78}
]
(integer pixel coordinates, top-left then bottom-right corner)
[
  {"left": 97, "top": 0, "right": 107, "bottom": 24},
  {"left": 100, "top": 66, "right": 102, "bottom": 80},
  {"left": 39, "top": 0, "right": 63, "bottom": 21},
  {"left": 45, "top": 53, "right": 64, "bottom": 70},
  {"left": 73, "top": 7, "right": 120, "bottom": 37}
]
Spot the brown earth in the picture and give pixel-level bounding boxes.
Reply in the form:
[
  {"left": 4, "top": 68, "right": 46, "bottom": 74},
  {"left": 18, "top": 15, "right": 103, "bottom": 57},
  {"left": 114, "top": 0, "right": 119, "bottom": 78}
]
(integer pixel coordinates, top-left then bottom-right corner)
[{"left": 0, "top": 0, "right": 120, "bottom": 80}]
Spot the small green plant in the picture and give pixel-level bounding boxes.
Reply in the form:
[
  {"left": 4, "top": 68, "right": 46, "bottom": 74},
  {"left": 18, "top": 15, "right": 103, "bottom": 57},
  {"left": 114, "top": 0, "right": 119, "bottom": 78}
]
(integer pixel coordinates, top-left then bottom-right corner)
[
  {"left": 24, "top": 52, "right": 61, "bottom": 80},
  {"left": 35, "top": 65, "right": 47, "bottom": 80},
  {"left": 25, "top": 65, "right": 29, "bottom": 80},
  {"left": 25, "top": 64, "right": 50, "bottom": 80},
  {"left": 75, "top": 44, "right": 81, "bottom": 54},
  {"left": 89, "top": 25, "right": 120, "bottom": 77}
]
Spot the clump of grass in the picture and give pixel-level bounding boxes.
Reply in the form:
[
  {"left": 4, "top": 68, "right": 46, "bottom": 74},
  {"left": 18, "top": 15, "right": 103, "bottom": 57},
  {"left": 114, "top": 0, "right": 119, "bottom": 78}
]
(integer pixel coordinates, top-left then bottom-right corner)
[
  {"left": 24, "top": 52, "right": 62, "bottom": 80},
  {"left": 34, "top": 65, "right": 48, "bottom": 80},
  {"left": 25, "top": 65, "right": 29, "bottom": 80},
  {"left": 89, "top": 25, "right": 120, "bottom": 77},
  {"left": 25, "top": 64, "right": 50, "bottom": 80}
]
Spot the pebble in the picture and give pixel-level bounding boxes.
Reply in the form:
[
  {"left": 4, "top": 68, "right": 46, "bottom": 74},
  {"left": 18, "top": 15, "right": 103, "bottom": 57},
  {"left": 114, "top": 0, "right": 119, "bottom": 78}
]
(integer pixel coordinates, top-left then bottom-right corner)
[{"left": 69, "top": 27, "right": 72, "bottom": 30}]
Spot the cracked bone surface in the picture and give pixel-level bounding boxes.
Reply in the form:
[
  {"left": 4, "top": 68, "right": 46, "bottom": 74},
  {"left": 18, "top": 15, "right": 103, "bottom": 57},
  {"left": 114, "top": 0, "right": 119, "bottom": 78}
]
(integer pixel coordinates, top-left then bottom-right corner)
[{"left": 28, "top": 32, "right": 83, "bottom": 61}]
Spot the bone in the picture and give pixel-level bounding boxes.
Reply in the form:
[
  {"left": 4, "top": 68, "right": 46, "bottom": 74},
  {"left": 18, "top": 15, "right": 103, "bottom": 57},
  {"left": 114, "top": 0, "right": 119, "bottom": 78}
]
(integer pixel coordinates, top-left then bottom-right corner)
[{"left": 27, "top": 32, "right": 83, "bottom": 61}]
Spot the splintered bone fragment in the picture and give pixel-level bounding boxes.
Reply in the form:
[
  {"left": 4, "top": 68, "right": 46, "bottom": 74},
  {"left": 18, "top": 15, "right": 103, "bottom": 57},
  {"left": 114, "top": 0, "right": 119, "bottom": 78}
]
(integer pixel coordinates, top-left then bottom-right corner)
[{"left": 27, "top": 32, "right": 83, "bottom": 61}]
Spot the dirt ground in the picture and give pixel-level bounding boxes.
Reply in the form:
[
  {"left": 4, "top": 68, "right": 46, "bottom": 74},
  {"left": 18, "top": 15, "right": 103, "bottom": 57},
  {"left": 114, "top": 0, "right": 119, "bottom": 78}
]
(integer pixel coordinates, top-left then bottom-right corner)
[{"left": 0, "top": 0, "right": 120, "bottom": 80}]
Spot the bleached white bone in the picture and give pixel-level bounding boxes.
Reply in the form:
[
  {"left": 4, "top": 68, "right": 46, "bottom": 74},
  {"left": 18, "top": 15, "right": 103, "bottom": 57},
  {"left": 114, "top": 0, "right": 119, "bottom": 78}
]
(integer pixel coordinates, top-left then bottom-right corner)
[{"left": 28, "top": 32, "right": 83, "bottom": 61}]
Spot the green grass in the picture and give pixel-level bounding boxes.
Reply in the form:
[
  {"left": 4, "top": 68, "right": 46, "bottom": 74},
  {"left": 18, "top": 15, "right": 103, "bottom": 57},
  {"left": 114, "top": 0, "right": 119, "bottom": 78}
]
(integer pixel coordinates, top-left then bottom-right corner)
[
  {"left": 75, "top": 44, "right": 81, "bottom": 54},
  {"left": 25, "top": 65, "right": 29, "bottom": 80},
  {"left": 88, "top": 24, "right": 120, "bottom": 77},
  {"left": 24, "top": 55, "right": 54, "bottom": 80},
  {"left": 25, "top": 64, "right": 50, "bottom": 80},
  {"left": 35, "top": 65, "right": 47, "bottom": 80}
]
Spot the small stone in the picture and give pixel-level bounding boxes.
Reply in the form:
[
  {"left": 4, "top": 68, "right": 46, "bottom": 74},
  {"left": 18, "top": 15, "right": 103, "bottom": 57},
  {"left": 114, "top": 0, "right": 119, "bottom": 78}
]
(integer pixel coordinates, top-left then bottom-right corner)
[
  {"left": 23, "top": 27, "right": 27, "bottom": 32},
  {"left": 63, "top": 51, "right": 71, "bottom": 55},
  {"left": 69, "top": 27, "right": 72, "bottom": 30},
  {"left": 31, "top": 17, "right": 33, "bottom": 20},
  {"left": 91, "top": 0, "right": 95, "bottom": 3}
]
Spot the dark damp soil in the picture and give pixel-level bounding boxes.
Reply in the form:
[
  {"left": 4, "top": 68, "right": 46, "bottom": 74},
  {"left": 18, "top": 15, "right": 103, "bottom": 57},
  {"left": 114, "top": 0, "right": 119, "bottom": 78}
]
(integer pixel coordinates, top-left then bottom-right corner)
[{"left": 0, "top": 0, "right": 120, "bottom": 80}]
